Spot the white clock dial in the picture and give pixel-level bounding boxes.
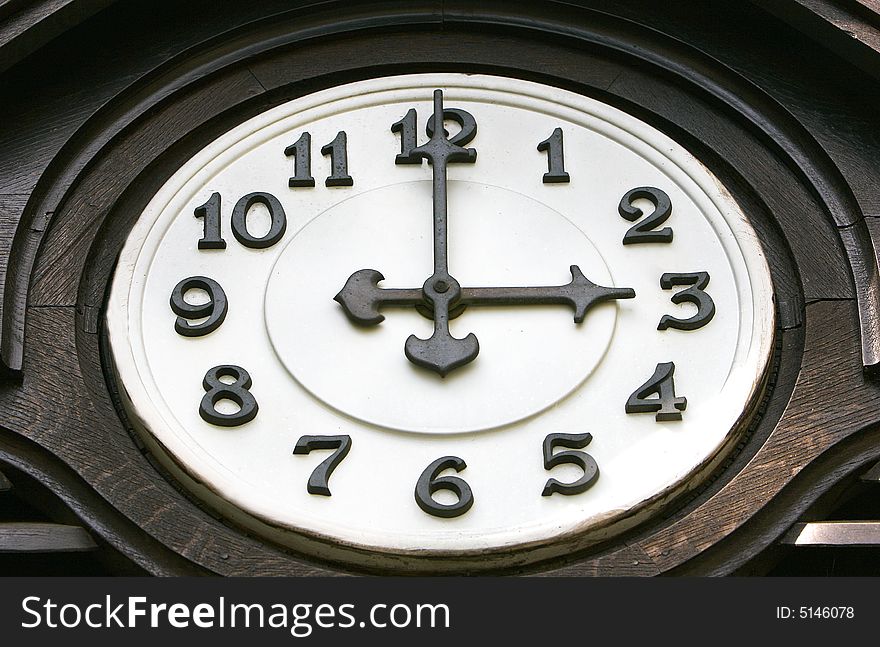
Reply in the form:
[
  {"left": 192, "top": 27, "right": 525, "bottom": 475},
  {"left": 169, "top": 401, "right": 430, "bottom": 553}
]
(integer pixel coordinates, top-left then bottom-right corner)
[{"left": 106, "top": 73, "right": 774, "bottom": 570}]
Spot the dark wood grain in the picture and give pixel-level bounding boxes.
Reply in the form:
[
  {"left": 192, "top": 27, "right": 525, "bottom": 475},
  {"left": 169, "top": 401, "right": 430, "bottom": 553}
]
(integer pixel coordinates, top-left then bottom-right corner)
[
  {"left": 781, "top": 521, "right": 880, "bottom": 546},
  {"left": 0, "top": 195, "right": 25, "bottom": 376},
  {"left": 0, "top": 0, "right": 113, "bottom": 75},
  {"left": 753, "top": 0, "right": 880, "bottom": 82},
  {"left": 0, "top": 522, "right": 96, "bottom": 552},
  {"left": 566, "top": 0, "right": 880, "bottom": 218},
  {"left": 854, "top": 0, "right": 880, "bottom": 18},
  {"left": 861, "top": 460, "right": 880, "bottom": 481},
  {"left": 0, "top": 442, "right": 206, "bottom": 575},
  {"left": 838, "top": 220, "right": 880, "bottom": 370}
]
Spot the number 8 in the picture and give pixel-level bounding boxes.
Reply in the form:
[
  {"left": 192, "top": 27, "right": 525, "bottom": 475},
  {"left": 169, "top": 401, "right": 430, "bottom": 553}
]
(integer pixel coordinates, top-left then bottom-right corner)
[{"left": 199, "top": 365, "right": 258, "bottom": 427}]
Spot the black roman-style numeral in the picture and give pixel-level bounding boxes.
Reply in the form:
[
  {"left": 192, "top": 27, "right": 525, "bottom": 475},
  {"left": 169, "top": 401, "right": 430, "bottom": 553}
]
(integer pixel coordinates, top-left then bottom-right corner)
[
  {"left": 658, "top": 272, "right": 715, "bottom": 331},
  {"left": 170, "top": 276, "right": 228, "bottom": 337},
  {"left": 391, "top": 108, "right": 421, "bottom": 164},
  {"left": 192, "top": 192, "right": 287, "bottom": 249},
  {"left": 619, "top": 187, "right": 673, "bottom": 244},
  {"left": 285, "top": 132, "right": 314, "bottom": 187},
  {"left": 285, "top": 131, "right": 354, "bottom": 187},
  {"left": 321, "top": 131, "right": 353, "bottom": 187},
  {"left": 542, "top": 433, "right": 599, "bottom": 496},
  {"left": 537, "top": 127, "right": 570, "bottom": 183},
  {"left": 391, "top": 106, "right": 477, "bottom": 164},
  {"left": 414, "top": 456, "right": 473, "bottom": 518},
  {"left": 199, "top": 365, "right": 259, "bottom": 427},
  {"left": 625, "top": 362, "right": 687, "bottom": 421},
  {"left": 293, "top": 435, "right": 352, "bottom": 496},
  {"left": 194, "top": 192, "right": 225, "bottom": 249}
]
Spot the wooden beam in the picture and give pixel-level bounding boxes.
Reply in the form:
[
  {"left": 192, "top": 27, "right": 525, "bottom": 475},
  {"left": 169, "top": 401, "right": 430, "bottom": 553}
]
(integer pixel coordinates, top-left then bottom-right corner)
[
  {"left": 0, "top": 522, "right": 96, "bottom": 552},
  {"left": 754, "top": 0, "right": 880, "bottom": 81},
  {"left": 0, "top": 0, "right": 115, "bottom": 76},
  {"left": 861, "top": 460, "right": 880, "bottom": 481},
  {"left": 782, "top": 521, "right": 880, "bottom": 546}
]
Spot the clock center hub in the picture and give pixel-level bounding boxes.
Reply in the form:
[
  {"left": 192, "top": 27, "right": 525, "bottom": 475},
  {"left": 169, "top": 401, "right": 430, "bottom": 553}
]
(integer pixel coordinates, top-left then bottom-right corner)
[{"left": 264, "top": 181, "right": 620, "bottom": 434}]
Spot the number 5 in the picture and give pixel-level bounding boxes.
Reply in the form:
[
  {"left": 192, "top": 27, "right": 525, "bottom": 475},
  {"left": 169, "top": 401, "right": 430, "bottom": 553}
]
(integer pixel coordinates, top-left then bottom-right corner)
[{"left": 542, "top": 433, "right": 599, "bottom": 496}]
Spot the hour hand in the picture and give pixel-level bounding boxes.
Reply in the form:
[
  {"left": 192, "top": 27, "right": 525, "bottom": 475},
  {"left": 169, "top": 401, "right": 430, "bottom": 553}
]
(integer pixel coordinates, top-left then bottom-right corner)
[
  {"left": 334, "top": 265, "right": 635, "bottom": 325},
  {"left": 462, "top": 265, "right": 636, "bottom": 323}
]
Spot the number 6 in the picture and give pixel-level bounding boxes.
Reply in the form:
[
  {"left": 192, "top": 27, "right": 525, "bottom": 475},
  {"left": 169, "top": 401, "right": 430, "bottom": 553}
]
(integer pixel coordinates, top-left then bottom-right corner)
[{"left": 414, "top": 456, "right": 474, "bottom": 518}]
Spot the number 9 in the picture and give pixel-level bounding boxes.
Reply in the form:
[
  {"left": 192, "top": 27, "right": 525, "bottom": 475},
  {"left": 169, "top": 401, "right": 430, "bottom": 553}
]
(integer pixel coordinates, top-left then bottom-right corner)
[{"left": 170, "top": 276, "right": 228, "bottom": 337}]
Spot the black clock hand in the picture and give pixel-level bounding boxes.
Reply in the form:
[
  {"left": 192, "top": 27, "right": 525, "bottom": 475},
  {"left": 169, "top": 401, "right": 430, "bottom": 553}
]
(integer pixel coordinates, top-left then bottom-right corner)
[
  {"left": 335, "top": 265, "right": 635, "bottom": 326},
  {"left": 334, "top": 88, "right": 635, "bottom": 375},
  {"left": 402, "top": 89, "right": 479, "bottom": 376}
]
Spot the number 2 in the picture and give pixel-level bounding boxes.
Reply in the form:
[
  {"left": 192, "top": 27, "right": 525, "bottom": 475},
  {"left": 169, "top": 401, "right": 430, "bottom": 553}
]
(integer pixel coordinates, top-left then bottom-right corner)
[{"left": 618, "top": 186, "right": 673, "bottom": 244}]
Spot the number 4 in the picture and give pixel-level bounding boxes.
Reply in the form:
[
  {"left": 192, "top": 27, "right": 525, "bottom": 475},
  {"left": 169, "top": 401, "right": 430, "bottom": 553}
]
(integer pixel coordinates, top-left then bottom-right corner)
[{"left": 625, "top": 362, "right": 688, "bottom": 421}]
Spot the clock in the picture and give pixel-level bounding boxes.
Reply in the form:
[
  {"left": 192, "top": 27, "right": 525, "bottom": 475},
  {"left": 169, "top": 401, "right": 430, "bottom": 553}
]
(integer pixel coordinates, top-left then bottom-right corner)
[{"left": 105, "top": 73, "right": 774, "bottom": 572}]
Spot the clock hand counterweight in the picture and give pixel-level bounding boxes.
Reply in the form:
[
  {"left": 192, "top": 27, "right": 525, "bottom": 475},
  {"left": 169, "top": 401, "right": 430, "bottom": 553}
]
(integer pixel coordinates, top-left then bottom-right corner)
[{"left": 333, "top": 89, "right": 635, "bottom": 376}]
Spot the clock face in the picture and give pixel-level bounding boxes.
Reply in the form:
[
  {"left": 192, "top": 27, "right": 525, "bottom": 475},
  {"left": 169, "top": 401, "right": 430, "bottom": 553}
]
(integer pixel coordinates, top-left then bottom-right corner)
[{"left": 105, "top": 73, "right": 774, "bottom": 571}]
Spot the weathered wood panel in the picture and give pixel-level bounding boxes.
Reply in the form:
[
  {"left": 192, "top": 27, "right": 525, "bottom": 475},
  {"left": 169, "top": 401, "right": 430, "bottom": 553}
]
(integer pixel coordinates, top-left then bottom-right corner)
[
  {"left": 754, "top": 0, "right": 880, "bottom": 83},
  {"left": 0, "top": 195, "right": 24, "bottom": 377},
  {"left": 0, "top": 444, "right": 206, "bottom": 575},
  {"left": 782, "top": 521, "right": 880, "bottom": 546},
  {"left": 0, "top": 522, "right": 96, "bottom": 552},
  {"left": 0, "top": 0, "right": 113, "bottom": 75}
]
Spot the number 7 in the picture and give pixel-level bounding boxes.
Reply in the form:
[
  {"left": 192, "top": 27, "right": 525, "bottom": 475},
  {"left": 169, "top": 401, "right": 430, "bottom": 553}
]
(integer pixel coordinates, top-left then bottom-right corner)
[{"left": 293, "top": 435, "right": 352, "bottom": 496}]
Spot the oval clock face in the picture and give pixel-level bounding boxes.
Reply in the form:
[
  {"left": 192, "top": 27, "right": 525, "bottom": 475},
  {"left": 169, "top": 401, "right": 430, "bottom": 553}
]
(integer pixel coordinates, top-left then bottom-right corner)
[{"left": 106, "top": 73, "right": 775, "bottom": 570}]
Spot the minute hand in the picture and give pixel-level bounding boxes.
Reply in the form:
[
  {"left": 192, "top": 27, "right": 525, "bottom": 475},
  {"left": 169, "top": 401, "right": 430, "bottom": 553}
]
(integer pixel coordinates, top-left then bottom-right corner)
[{"left": 403, "top": 89, "right": 479, "bottom": 377}]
